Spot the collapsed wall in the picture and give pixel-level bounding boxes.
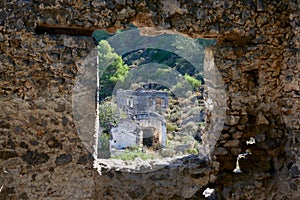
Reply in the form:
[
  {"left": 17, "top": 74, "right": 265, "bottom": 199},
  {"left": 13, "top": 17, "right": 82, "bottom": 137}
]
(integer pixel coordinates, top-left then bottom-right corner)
[{"left": 0, "top": 0, "right": 299, "bottom": 199}]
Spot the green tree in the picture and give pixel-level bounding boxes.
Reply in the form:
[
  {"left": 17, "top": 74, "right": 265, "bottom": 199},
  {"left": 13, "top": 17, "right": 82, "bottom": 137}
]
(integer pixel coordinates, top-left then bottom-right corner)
[
  {"left": 98, "top": 99, "right": 122, "bottom": 131},
  {"left": 184, "top": 73, "right": 202, "bottom": 91},
  {"left": 98, "top": 40, "right": 129, "bottom": 100}
]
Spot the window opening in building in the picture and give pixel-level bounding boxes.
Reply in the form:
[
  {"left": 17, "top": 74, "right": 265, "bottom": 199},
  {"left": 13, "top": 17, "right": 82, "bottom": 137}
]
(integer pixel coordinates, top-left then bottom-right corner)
[{"left": 90, "top": 27, "right": 224, "bottom": 173}]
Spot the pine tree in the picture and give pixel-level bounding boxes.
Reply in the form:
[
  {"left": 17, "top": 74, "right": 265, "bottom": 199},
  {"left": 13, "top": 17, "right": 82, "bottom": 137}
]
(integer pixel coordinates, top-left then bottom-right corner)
[{"left": 98, "top": 40, "right": 129, "bottom": 100}]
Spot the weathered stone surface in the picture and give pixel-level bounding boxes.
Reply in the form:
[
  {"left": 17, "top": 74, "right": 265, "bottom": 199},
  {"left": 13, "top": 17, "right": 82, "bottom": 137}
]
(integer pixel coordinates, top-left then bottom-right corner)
[
  {"left": 21, "top": 151, "right": 50, "bottom": 165},
  {"left": 256, "top": 112, "right": 269, "bottom": 125},
  {"left": 55, "top": 154, "right": 73, "bottom": 166},
  {"left": 77, "top": 153, "right": 93, "bottom": 165},
  {"left": 46, "top": 137, "right": 63, "bottom": 149},
  {"left": 213, "top": 147, "right": 229, "bottom": 156},
  {"left": 225, "top": 116, "right": 240, "bottom": 126},
  {"left": 223, "top": 140, "right": 239, "bottom": 148},
  {"left": 0, "top": 0, "right": 299, "bottom": 199},
  {"left": 0, "top": 151, "right": 18, "bottom": 160}
]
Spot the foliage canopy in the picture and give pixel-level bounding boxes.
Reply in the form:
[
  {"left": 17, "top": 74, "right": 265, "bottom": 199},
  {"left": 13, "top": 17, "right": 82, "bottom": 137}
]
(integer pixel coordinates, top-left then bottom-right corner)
[{"left": 98, "top": 40, "right": 129, "bottom": 100}]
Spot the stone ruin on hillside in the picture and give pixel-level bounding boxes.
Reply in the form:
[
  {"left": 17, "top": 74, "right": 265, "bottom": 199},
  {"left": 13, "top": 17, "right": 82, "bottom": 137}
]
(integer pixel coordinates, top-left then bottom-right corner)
[{"left": 110, "top": 89, "right": 168, "bottom": 151}]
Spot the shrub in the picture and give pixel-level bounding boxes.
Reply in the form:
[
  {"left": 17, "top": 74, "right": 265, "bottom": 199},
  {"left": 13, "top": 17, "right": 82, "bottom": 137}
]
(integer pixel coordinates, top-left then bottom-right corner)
[
  {"left": 111, "top": 150, "right": 155, "bottom": 161},
  {"left": 184, "top": 73, "right": 202, "bottom": 91},
  {"left": 167, "top": 123, "right": 178, "bottom": 132},
  {"left": 98, "top": 99, "right": 125, "bottom": 130},
  {"left": 185, "top": 148, "right": 198, "bottom": 155}
]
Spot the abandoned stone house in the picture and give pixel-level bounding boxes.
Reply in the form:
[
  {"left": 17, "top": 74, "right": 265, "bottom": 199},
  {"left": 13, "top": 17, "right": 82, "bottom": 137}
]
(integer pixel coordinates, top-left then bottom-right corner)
[{"left": 110, "top": 89, "right": 168, "bottom": 150}]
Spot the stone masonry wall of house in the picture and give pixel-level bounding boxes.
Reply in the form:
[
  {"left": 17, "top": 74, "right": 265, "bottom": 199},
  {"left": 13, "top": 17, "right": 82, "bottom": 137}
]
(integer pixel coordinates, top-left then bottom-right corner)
[{"left": 0, "top": 0, "right": 299, "bottom": 199}]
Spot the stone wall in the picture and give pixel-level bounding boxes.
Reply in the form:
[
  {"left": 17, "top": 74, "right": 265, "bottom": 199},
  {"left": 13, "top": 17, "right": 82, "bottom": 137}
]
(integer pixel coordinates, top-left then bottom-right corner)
[{"left": 0, "top": 0, "right": 299, "bottom": 199}]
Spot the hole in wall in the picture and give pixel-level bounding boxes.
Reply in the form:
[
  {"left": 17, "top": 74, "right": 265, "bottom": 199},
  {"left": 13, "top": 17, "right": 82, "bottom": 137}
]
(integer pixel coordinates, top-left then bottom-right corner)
[{"left": 72, "top": 25, "right": 226, "bottom": 173}]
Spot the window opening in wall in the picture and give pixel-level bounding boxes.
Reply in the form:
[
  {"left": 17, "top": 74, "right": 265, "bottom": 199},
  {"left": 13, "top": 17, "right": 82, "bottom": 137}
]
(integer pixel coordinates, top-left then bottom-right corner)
[
  {"left": 88, "top": 26, "right": 224, "bottom": 173},
  {"left": 129, "top": 97, "right": 133, "bottom": 108}
]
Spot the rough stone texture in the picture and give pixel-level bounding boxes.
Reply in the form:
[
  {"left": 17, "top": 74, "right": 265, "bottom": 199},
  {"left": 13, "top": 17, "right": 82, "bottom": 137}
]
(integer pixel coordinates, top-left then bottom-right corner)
[
  {"left": 0, "top": 0, "right": 299, "bottom": 199},
  {"left": 95, "top": 155, "right": 211, "bottom": 200}
]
